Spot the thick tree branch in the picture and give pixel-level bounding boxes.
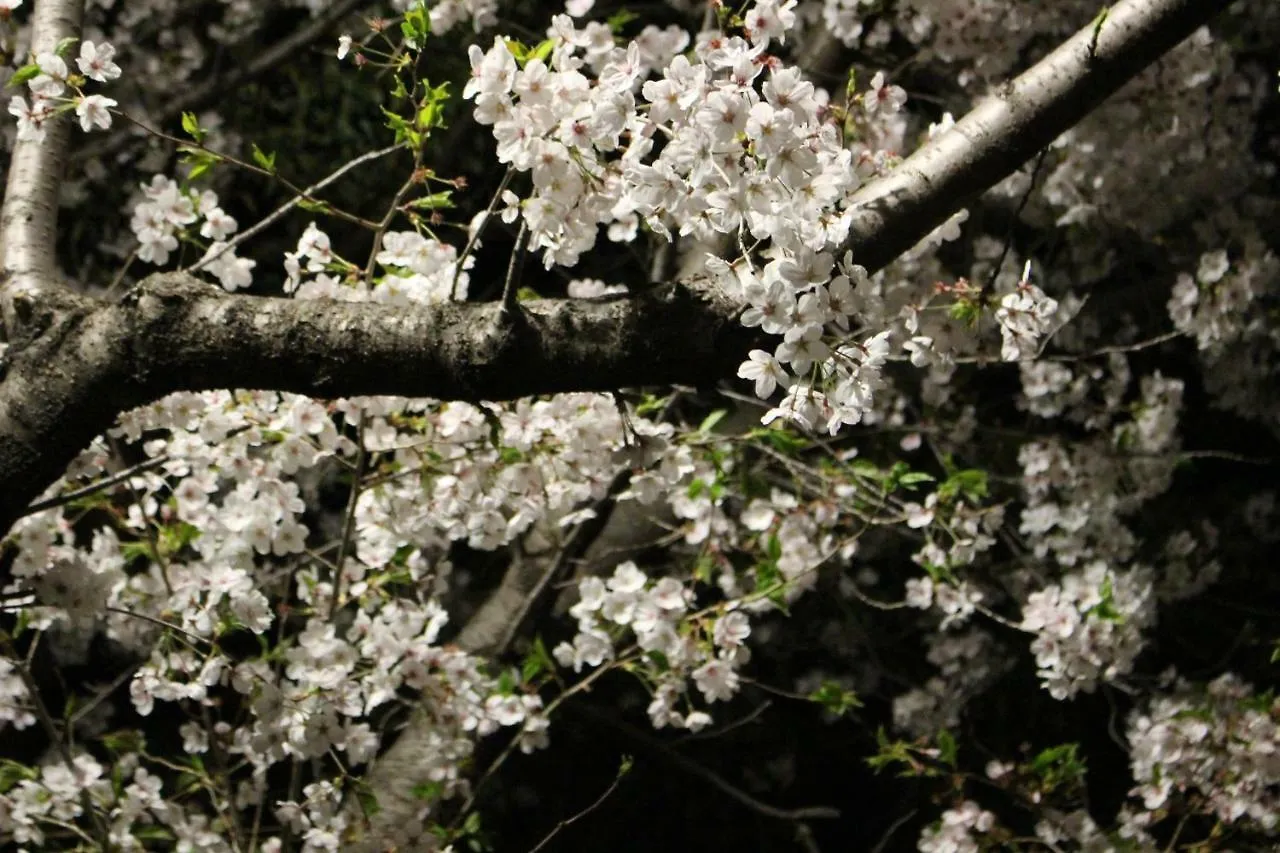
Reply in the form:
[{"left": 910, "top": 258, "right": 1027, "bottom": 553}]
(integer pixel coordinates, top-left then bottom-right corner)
[
  {"left": 0, "top": 0, "right": 1225, "bottom": 545},
  {"left": 843, "top": 0, "right": 1222, "bottom": 271},
  {"left": 0, "top": 273, "right": 755, "bottom": 535},
  {"left": 0, "top": 0, "right": 83, "bottom": 332}
]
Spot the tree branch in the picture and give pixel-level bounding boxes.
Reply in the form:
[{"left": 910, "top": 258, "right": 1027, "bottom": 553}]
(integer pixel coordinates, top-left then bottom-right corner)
[
  {"left": 842, "top": 0, "right": 1221, "bottom": 271},
  {"left": 0, "top": 0, "right": 1226, "bottom": 545},
  {"left": 0, "top": 0, "right": 83, "bottom": 332}
]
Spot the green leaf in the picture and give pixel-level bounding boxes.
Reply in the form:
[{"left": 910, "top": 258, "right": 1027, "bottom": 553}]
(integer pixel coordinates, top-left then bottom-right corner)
[
  {"left": 849, "top": 458, "right": 881, "bottom": 479},
  {"left": 297, "top": 198, "right": 333, "bottom": 214},
  {"left": 179, "top": 146, "right": 220, "bottom": 183},
  {"left": 496, "top": 669, "right": 516, "bottom": 696},
  {"left": 120, "top": 540, "right": 153, "bottom": 563},
  {"left": 159, "top": 521, "right": 201, "bottom": 556},
  {"left": 1031, "top": 743, "right": 1087, "bottom": 792},
  {"left": 635, "top": 394, "right": 669, "bottom": 417},
  {"left": 693, "top": 551, "right": 716, "bottom": 585},
  {"left": 949, "top": 298, "right": 981, "bottom": 326},
  {"left": 898, "top": 471, "right": 935, "bottom": 489},
  {"left": 7, "top": 64, "right": 41, "bottom": 88},
  {"left": 808, "top": 681, "right": 862, "bottom": 717},
  {"left": 528, "top": 38, "right": 556, "bottom": 64},
  {"left": 606, "top": 9, "right": 639, "bottom": 32},
  {"left": 0, "top": 759, "right": 38, "bottom": 794},
  {"left": 408, "top": 191, "right": 455, "bottom": 211},
  {"left": 180, "top": 111, "right": 205, "bottom": 143},
  {"left": 936, "top": 729, "right": 958, "bottom": 767},
  {"left": 503, "top": 38, "right": 530, "bottom": 64},
  {"left": 938, "top": 469, "right": 988, "bottom": 503},
  {"left": 251, "top": 143, "right": 277, "bottom": 173},
  {"left": 754, "top": 560, "right": 789, "bottom": 613},
  {"left": 698, "top": 409, "right": 728, "bottom": 434},
  {"left": 54, "top": 37, "right": 79, "bottom": 58},
  {"left": 412, "top": 781, "right": 443, "bottom": 801},
  {"left": 747, "top": 427, "right": 810, "bottom": 454},
  {"left": 521, "top": 636, "right": 554, "bottom": 682}
]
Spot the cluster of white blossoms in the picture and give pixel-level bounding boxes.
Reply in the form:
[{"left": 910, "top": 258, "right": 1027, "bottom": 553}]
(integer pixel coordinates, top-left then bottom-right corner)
[
  {"left": 8, "top": 40, "right": 120, "bottom": 142},
  {"left": 821, "top": 0, "right": 878, "bottom": 46},
  {"left": 994, "top": 261, "right": 1060, "bottom": 361},
  {"left": 1167, "top": 236, "right": 1280, "bottom": 426},
  {"left": 391, "top": 0, "right": 498, "bottom": 35},
  {"left": 0, "top": 0, "right": 1276, "bottom": 848},
  {"left": 464, "top": 11, "right": 948, "bottom": 434},
  {"left": 284, "top": 221, "right": 471, "bottom": 304},
  {"left": 1020, "top": 560, "right": 1155, "bottom": 700},
  {"left": 1168, "top": 249, "right": 1256, "bottom": 351},
  {"left": 917, "top": 800, "right": 996, "bottom": 853},
  {"left": 892, "top": 628, "right": 1007, "bottom": 737},
  {"left": 130, "top": 175, "right": 256, "bottom": 288},
  {"left": 0, "top": 657, "right": 34, "bottom": 731},
  {"left": 558, "top": 560, "right": 756, "bottom": 730},
  {"left": 1031, "top": 807, "right": 1158, "bottom": 851},
  {"left": 1127, "top": 674, "right": 1280, "bottom": 833}
]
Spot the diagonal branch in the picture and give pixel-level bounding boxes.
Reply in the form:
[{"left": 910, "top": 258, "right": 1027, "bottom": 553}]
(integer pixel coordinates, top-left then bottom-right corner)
[{"left": 842, "top": 0, "right": 1220, "bottom": 271}]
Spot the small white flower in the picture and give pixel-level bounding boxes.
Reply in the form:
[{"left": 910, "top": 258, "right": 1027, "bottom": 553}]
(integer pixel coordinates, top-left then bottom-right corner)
[
  {"left": 77, "top": 41, "right": 122, "bottom": 82},
  {"left": 75, "top": 94, "right": 117, "bottom": 132}
]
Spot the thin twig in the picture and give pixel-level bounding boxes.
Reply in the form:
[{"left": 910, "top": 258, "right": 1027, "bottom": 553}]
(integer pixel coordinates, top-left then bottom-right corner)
[
  {"left": 22, "top": 455, "right": 169, "bottom": 517},
  {"left": 330, "top": 414, "right": 368, "bottom": 618},
  {"left": 984, "top": 148, "right": 1050, "bottom": 297},
  {"left": 677, "top": 700, "right": 772, "bottom": 744},
  {"left": 453, "top": 166, "right": 515, "bottom": 300},
  {"left": 500, "top": 219, "right": 529, "bottom": 316},
  {"left": 573, "top": 702, "right": 841, "bottom": 823},
  {"left": 79, "top": 0, "right": 369, "bottom": 163},
  {"left": 870, "top": 809, "right": 920, "bottom": 853},
  {"left": 105, "top": 606, "right": 213, "bottom": 646},
  {"left": 193, "top": 143, "right": 404, "bottom": 274},
  {"left": 527, "top": 756, "right": 632, "bottom": 853}
]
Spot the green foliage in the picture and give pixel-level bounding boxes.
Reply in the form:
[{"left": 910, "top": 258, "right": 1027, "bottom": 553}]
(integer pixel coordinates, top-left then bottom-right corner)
[
  {"left": 1030, "top": 743, "right": 1088, "bottom": 795},
  {"left": 251, "top": 142, "right": 278, "bottom": 173},
  {"left": 181, "top": 110, "right": 206, "bottom": 143},
  {"left": 937, "top": 468, "right": 989, "bottom": 503},
  {"left": 522, "top": 636, "right": 555, "bottom": 682},
  {"left": 7, "top": 63, "right": 41, "bottom": 88},
  {"left": 808, "top": 681, "right": 863, "bottom": 717},
  {"left": 400, "top": 2, "right": 433, "bottom": 50},
  {"left": 0, "top": 759, "right": 37, "bottom": 794}
]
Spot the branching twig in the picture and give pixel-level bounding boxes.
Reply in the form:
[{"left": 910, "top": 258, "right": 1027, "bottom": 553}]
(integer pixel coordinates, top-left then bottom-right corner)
[{"left": 192, "top": 143, "right": 404, "bottom": 275}]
